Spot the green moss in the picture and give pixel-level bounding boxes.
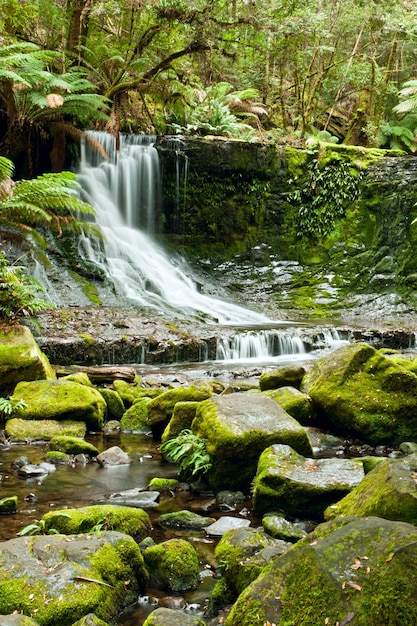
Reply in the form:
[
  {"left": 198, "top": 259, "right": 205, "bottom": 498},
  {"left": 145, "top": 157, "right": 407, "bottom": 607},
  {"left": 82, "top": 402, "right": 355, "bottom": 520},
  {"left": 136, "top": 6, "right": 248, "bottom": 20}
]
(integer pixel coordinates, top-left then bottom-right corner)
[
  {"left": 147, "top": 385, "right": 212, "bottom": 428},
  {"left": 0, "top": 496, "right": 17, "bottom": 514},
  {"left": 120, "top": 399, "right": 150, "bottom": 433},
  {"left": 98, "top": 388, "right": 125, "bottom": 420},
  {"left": 147, "top": 477, "right": 179, "bottom": 492},
  {"left": 68, "top": 270, "right": 102, "bottom": 305},
  {"left": 42, "top": 505, "right": 151, "bottom": 540},
  {"left": 45, "top": 450, "right": 70, "bottom": 463},
  {"left": 324, "top": 455, "right": 417, "bottom": 524},
  {"left": 112, "top": 380, "right": 163, "bottom": 407},
  {"left": 6, "top": 418, "right": 86, "bottom": 441},
  {"left": 161, "top": 401, "right": 200, "bottom": 443},
  {"left": 48, "top": 435, "right": 99, "bottom": 455},
  {"left": 143, "top": 538, "right": 200, "bottom": 591}
]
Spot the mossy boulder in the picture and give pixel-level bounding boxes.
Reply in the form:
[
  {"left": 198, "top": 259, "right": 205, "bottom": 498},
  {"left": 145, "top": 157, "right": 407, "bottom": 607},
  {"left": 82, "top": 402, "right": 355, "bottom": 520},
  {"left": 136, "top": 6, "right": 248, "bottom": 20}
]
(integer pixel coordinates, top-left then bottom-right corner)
[
  {"left": 225, "top": 516, "right": 417, "bottom": 626},
  {"left": 215, "top": 526, "right": 291, "bottom": 599},
  {"left": 161, "top": 401, "right": 200, "bottom": 443},
  {"left": 0, "top": 531, "right": 148, "bottom": 626},
  {"left": 42, "top": 504, "right": 151, "bottom": 541},
  {"left": 11, "top": 380, "right": 107, "bottom": 431},
  {"left": 112, "top": 380, "right": 162, "bottom": 407},
  {"left": 0, "top": 496, "right": 17, "bottom": 514},
  {"left": 264, "top": 386, "right": 315, "bottom": 424},
  {"left": 252, "top": 443, "right": 364, "bottom": 518},
  {"left": 142, "top": 607, "right": 206, "bottom": 625},
  {"left": 157, "top": 510, "right": 214, "bottom": 531},
  {"left": 143, "top": 538, "right": 200, "bottom": 591},
  {"left": 324, "top": 453, "right": 417, "bottom": 523},
  {"left": 147, "top": 385, "right": 212, "bottom": 432},
  {"left": 259, "top": 365, "right": 305, "bottom": 391},
  {"left": 120, "top": 399, "right": 150, "bottom": 433},
  {"left": 147, "top": 477, "right": 179, "bottom": 492},
  {"left": 48, "top": 436, "right": 99, "bottom": 456},
  {"left": 262, "top": 513, "right": 307, "bottom": 542},
  {"left": 191, "top": 393, "right": 312, "bottom": 491},
  {"left": 98, "top": 388, "right": 125, "bottom": 420},
  {"left": 301, "top": 342, "right": 417, "bottom": 445},
  {"left": 0, "top": 325, "right": 55, "bottom": 395},
  {"left": 5, "top": 419, "right": 86, "bottom": 442}
]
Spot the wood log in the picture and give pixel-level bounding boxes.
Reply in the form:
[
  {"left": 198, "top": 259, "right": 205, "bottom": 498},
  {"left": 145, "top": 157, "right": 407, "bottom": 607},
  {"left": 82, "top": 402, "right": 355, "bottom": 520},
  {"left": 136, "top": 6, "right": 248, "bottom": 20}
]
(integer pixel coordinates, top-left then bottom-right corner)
[{"left": 55, "top": 365, "right": 136, "bottom": 384}]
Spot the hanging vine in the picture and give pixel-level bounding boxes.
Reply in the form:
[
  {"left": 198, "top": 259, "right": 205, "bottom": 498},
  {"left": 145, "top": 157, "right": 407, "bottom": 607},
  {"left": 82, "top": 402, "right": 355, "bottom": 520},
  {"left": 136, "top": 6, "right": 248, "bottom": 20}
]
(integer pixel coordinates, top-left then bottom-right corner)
[{"left": 289, "top": 155, "right": 364, "bottom": 238}]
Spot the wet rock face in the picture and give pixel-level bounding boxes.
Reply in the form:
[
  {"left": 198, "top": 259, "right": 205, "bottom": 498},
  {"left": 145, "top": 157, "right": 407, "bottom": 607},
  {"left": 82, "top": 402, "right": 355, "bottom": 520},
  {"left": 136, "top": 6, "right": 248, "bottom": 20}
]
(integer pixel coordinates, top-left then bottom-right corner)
[
  {"left": 225, "top": 516, "right": 417, "bottom": 626},
  {"left": 302, "top": 342, "right": 417, "bottom": 445},
  {"left": 0, "top": 531, "right": 148, "bottom": 623},
  {"left": 252, "top": 443, "right": 365, "bottom": 518},
  {"left": 192, "top": 392, "right": 312, "bottom": 491}
]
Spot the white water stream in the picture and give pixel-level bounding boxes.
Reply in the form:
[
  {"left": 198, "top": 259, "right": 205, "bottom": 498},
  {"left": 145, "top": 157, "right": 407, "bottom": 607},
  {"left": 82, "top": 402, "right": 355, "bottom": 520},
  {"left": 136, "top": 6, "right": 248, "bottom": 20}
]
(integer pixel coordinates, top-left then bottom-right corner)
[{"left": 76, "top": 132, "right": 272, "bottom": 325}]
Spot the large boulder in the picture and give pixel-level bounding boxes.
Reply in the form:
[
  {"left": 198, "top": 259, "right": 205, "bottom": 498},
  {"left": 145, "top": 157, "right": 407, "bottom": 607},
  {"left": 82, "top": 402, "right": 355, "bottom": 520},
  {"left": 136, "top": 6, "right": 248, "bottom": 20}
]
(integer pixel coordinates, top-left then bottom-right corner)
[
  {"left": 225, "top": 516, "right": 417, "bottom": 625},
  {"left": 191, "top": 393, "right": 312, "bottom": 491},
  {"left": 252, "top": 443, "right": 365, "bottom": 518},
  {"left": 147, "top": 385, "right": 212, "bottom": 435},
  {"left": 214, "top": 526, "right": 291, "bottom": 598},
  {"left": 142, "top": 538, "right": 200, "bottom": 592},
  {"left": 264, "top": 386, "right": 315, "bottom": 424},
  {"left": 325, "top": 453, "right": 417, "bottom": 523},
  {"left": 0, "top": 532, "right": 148, "bottom": 626},
  {"left": 0, "top": 325, "right": 55, "bottom": 395},
  {"left": 10, "top": 379, "right": 107, "bottom": 431},
  {"left": 301, "top": 342, "right": 417, "bottom": 444},
  {"left": 5, "top": 418, "right": 86, "bottom": 442},
  {"left": 42, "top": 504, "right": 151, "bottom": 541}
]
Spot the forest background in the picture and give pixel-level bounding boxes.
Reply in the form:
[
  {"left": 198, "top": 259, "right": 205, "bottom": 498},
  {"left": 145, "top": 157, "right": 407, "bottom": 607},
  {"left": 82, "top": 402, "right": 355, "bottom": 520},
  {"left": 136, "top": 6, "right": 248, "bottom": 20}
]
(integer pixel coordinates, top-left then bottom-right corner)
[{"left": 2, "top": 0, "right": 417, "bottom": 178}]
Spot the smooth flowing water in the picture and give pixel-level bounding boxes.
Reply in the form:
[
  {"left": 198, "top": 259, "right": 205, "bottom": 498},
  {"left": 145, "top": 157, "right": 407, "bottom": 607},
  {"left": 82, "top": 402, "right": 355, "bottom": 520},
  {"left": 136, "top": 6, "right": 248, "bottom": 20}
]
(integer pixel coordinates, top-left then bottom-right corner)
[{"left": 76, "top": 132, "right": 273, "bottom": 325}]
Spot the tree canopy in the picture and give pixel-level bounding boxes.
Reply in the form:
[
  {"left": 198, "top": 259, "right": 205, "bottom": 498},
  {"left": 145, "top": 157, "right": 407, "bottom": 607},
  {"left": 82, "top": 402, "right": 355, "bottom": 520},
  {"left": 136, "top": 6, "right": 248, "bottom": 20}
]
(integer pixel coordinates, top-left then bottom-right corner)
[{"left": 2, "top": 0, "right": 417, "bottom": 174}]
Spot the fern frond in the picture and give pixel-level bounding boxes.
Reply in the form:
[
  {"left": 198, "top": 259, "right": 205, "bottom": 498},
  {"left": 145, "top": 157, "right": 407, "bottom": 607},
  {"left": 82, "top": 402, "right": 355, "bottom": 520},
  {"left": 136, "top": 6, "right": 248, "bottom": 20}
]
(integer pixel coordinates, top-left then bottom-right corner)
[{"left": 0, "top": 158, "right": 14, "bottom": 182}]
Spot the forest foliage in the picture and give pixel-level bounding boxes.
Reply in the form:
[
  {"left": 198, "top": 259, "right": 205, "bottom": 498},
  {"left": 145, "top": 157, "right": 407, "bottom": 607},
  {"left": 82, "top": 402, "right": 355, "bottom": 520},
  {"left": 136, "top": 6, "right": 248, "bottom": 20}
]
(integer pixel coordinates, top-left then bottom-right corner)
[{"left": 2, "top": 0, "right": 417, "bottom": 176}]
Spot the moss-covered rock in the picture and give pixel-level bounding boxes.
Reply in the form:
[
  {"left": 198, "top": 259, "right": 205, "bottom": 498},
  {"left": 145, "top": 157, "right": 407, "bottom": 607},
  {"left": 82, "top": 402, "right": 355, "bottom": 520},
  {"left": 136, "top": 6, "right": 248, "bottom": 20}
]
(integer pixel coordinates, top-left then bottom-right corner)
[
  {"left": 225, "top": 516, "right": 417, "bottom": 626},
  {"left": 143, "top": 538, "right": 200, "bottom": 591},
  {"left": 157, "top": 510, "right": 214, "bottom": 531},
  {"left": 5, "top": 419, "right": 86, "bottom": 442},
  {"left": 161, "top": 401, "right": 200, "bottom": 443},
  {"left": 191, "top": 393, "right": 312, "bottom": 491},
  {"left": 48, "top": 436, "right": 99, "bottom": 456},
  {"left": 141, "top": 607, "right": 206, "bottom": 625},
  {"left": 11, "top": 380, "right": 107, "bottom": 431},
  {"left": 0, "top": 496, "right": 17, "bottom": 514},
  {"left": 45, "top": 450, "right": 70, "bottom": 464},
  {"left": 112, "top": 380, "right": 162, "bottom": 407},
  {"left": 215, "top": 526, "right": 291, "bottom": 599},
  {"left": 120, "top": 399, "right": 150, "bottom": 433},
  {"left": 42, "top": 504, "right": 151, "bottom": 541},
  {"left": 0, "top": 325, "right": 55, "bottom": 396},
  {"left": 262, "top": 513, "right": 307, "bottom": 542},
  {"left": 0, "top": 532, "right": 148, "bottom": 626},
  {"left": 60, "top": 372, "right": 93, "bottom": 387},
  {"left": 147, "top": 385, "right": 212, "bottom": 432},
  {"left": 324, "top": 453, "right": 417, "bottom": 523},
  {"left": 264, "top": 386, "right": 315, "bottom": 425},
  {"left": 259, "top": 365, "right": 305, "bottom": 391},
  {"left": 97, "top": 388, "right": 125, "bottom": 420},
  {"left": 301, "top": 342, "right": 417, "bottom": 445},
  {"left": 252, "top": 443, "right": 364, "bottom": 518},
  {"left": 147, "top": 477, "right": 179, "bottom": 492}
]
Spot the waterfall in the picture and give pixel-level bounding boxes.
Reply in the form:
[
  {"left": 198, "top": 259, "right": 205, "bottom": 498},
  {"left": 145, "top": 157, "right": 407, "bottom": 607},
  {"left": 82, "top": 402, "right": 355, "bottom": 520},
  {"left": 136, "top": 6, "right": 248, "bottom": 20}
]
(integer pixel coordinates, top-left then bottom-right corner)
[
  {"left": 215, "top": 328, "right": 349, "bottom": 362},
  {"left": 76, "top": 131, "right": 274, "bottom": 325}
]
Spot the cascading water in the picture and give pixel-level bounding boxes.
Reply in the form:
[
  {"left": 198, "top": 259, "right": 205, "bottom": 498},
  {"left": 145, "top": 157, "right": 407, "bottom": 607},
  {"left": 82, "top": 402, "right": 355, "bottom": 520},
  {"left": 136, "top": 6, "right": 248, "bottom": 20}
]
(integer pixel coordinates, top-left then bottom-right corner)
[{"left": 76, "top": 131, "right": 272, "bottom": 325}]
